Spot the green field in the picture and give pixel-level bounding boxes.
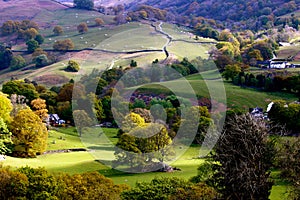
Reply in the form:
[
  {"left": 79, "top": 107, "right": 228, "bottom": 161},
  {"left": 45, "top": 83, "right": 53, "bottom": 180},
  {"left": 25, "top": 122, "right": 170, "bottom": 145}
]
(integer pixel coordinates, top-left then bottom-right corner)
[
  {"left": 1, "top": 126, "right": 289, "bottom": 199},
  {"left": 131, "top": 70, "right": 297, "bottom": 110}
]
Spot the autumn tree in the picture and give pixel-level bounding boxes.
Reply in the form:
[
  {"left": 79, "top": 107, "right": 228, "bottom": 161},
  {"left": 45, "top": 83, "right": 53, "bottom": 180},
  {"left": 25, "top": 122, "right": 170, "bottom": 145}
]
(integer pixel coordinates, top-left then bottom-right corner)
[
  {"left": 211, "top": 113, "right": 275, "bottom": 199},
  {"left": 1, "top": 20, "right": 17, "bottom": 35},
  {"left": 24, "top": 28, "right": 38, "bottom": 40},
  {"left": 10, "top": 108, "right": 48, "bottom": 157},
  {"left": 53, "top": 25, "right": 64, "bottom": 36},
  {"left": 0, "top": 167, "right": 29, "bottom": 199},
  {"left": 31, "top": 98, "right": 48, "bottom": 122},
  {"left": 73, "top": 0, "right": 94, "bottom": 10},
  {"left": 114, "top": 113, "right": 174, "bottom": 170},
  {"left": 95, "top": 18, "right": 105, "bottom": 26},
  {"left": 0, "top": 92, "right": 13, "bottom": 123},
  {"left": 53, "top": 39, "right": 74, "bottom": 51},
  {"left": 77, "top": 22, "right": 88, "bottom": 34}
]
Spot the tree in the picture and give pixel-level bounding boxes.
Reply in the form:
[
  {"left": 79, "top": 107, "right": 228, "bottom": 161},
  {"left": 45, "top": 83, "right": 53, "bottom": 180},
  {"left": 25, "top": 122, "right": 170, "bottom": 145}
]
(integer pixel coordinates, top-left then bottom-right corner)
[
  {"left": 0, "top": 118, "right": 12, "bottom": 155},
  {"left": 130, "top": 59, "right": 137, "bottom": 67},
  {"left": 95, "top": 18, "right": 105, "bottom": 26},
  {"left": 31, "top": 98, "right": 48, "bottom": 122},
  {"left": 222, "top": 64, "right": 241, "bottom": 81},
  {"left": 122, "top": 177, "right": 217, "bottom": 200},
  {"left": 18, "top": 167, "right": 60, "bottom": 199},
  {"left": 10, "top": 108, "right": 48, "bottom": 157},
  {"left": 24, "top": 28, "right": 38, "bottom": 40},
  {"left": 35, "top": 34, "right": 44, "bottom": 45},
  {"left": 34, "top": 54, "right": 49, "bottom": 68},
  {"left": 66, "top": 60, "right": 80, "bottom": 72},
  {"left": 26, "top": 39, "right": 39, "bottom": 53},
  {"left": 10, "top": 55, "right": 26, "bottom": 70},
  {"left": 73, "top": 0, "right": 94, "bottom": 10},
  {"left": 77, "top": 22, "right": 88, "bottom": 34},
  {"left": 277, "top": 137, "right": 300, "bottom": 199},
  {"left": 114, "top": 113, "right": 174, "bottom": 169},
  {"left": 73, "top": 110, "right": 93, "bottom": 136},
  {"left": 53, "top": 25, "right": 64, "bottom": 36},
  {"left": 53, "top": 39, "right": 74, "bottom": 51},
  {"left": 2, "top": 79, "right": 39, "bottom": 103},
  {"left": 211, "top": 113, "right": 275, "bottom": 199},
  {"left": 0, "top": 46, "right": 13, "bottom": 70},
  {"left": 0, "top": 92, "right": 13, "bottom": 123},
  {"left": 0, "top": 167, "right": 29, "bottom": 199},
  {"left": 1, "top": 20, "right": 17, "bottom": 35}
]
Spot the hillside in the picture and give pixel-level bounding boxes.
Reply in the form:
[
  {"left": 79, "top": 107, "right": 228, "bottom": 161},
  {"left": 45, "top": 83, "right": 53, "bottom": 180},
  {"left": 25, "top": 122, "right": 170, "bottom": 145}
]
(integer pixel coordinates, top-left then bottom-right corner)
[
  {"left": 0, "top": 0, "right": 67, "bottom": 25},
  {"left": 64, "top": 0, "right": 300, "bottom": 31}
]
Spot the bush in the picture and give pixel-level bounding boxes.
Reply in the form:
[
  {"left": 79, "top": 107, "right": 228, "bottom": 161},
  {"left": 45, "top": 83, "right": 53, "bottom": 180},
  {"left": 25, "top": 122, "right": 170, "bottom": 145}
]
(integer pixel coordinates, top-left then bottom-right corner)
[
  {"left": 10, "top": 55, "right": 26, "bottom": 70},
  {"left": 66, "top": 60, "right": 80, "bottom": 72}
]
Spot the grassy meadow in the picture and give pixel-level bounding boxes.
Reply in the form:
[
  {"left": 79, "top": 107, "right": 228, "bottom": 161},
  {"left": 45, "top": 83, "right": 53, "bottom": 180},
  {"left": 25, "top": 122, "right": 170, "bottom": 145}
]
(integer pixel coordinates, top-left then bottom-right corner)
[{"left": 0, "top": 126, "right": 289, "bottom": 199}]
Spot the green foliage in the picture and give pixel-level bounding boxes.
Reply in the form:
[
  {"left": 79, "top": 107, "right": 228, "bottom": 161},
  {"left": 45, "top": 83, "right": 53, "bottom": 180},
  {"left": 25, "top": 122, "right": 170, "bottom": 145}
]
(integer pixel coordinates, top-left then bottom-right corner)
[
  {"left": 66, "top": 60, "right": 80, "bottom": 72},
  {"left": 0, "top": 166, "right": 127, "bottom": 199},
  {"left": 276, "top": 137, "right": 300, "bottom": 199},
  {"left": 10, "top": 108, "right": 48, "bottom": 157},
  {"left": 10, "top": 55, "right": 26, "bottom": 70},
  {"left": 26, "top": 39, "right": 39, "bottom": 53},
  {"left": 222, "top": 64, "right": 241, "bottom": 81},
  {"left": 130, "top": 60, "right": 137, "bottom": 67},
  {"left": 115, "top": 113, "right": 173, "bottom": 169},
  {"left": 18, "top": 167, "right": 60, "bottom": 200},
  {"left": 0, "top": 45, "right": 13, "bottom": 70},
  {"left": 35, "top": 34, "right": 44, "bottom": 45},
  {"left": 121, "top": 177, "right": 216, "bottom": 200},
  {"left": 34, "top": 54, "right": 49, "bottom": 68},
  {"left": 0, "top": 118, "right": 12, "bottom": 155},
  {"left": 74, "top": 0, "right": 94, "bottom": 10},
  {"left": 2, "top": 79, "right": 39, "bottom": 102},
  {"left": 268, "top": 100, "right": 300, "bottom": 133}
]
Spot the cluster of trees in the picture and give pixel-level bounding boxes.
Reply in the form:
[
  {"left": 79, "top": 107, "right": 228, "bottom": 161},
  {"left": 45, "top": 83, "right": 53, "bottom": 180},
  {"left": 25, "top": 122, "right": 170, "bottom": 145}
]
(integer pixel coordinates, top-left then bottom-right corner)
[
  {"left": 0, "top": 166, "right": 128, "bottom": 199},
  {"left": 224, "top": 69, "right": 300, "bottom": 97},
  {"left": 268, "top": 100, "right": 300, "bottom": 133},
  {"left": 0, "top": 91, "right": 48, "bottom": 158},
  {"left": 0, "top": 20, "right": 44, "bottom": 53},
  {"left": 210, "top": 28, "right": 278, "bottom": 73},
  {"left": 276, "top": 137, "right": 300, "bottom": 199},
  {"left": 136, "top": 0, "right": 299, "bottom": 31},
  {"left": 126, "top": 5, "right": 167, "bottom": 22},
  {"left": 1, "top": 78, "right": 75, "bottom": 124},
  {"left": 122, "top": 177, "right": 217, "bottom": 200},
  {"left": 73, "top": 0, "right": 94, "bottom": 10}
]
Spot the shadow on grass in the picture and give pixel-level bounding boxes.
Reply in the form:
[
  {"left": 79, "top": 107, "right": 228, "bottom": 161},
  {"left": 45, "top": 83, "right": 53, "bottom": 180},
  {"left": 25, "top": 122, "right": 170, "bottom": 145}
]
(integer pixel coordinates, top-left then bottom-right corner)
[{"left": 88, "top": 145, "right": 115, "bottom": 151}]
